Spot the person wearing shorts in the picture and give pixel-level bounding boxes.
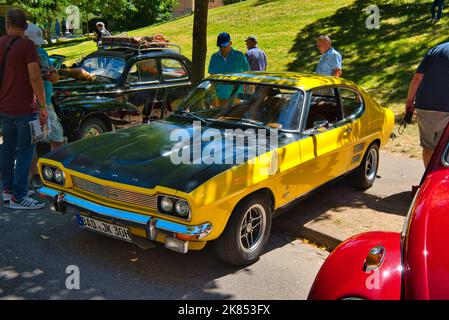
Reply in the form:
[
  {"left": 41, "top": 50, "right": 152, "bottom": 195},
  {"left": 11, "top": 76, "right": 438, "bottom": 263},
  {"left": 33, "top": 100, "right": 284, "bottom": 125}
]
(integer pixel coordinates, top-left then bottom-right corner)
[
  {"left": 25, "top": 23, "right": 64, "bottom": 187},
  {"left": 405, "top": 41, "right": 449, "bottom": 167}
]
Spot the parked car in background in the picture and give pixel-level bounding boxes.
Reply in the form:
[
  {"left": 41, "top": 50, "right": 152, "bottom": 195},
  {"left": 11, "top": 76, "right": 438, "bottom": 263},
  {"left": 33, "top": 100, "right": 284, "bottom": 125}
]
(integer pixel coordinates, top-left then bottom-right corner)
[
  {"left": 37, "top": 72, "right": 394, "bottom": 266},
  {"left": 308, "top": 122, "right": 449, "bottom": 300},
  {"left": 52, "top": 42, "right": 192, "bottom": 141}
]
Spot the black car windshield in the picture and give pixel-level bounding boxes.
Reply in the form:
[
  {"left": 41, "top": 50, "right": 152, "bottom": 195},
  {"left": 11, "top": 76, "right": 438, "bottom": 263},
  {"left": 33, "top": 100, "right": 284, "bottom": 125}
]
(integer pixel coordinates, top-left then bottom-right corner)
[
  {"left": 80, "top": 56, "right": 126, "bottom": 80},
  {"left": 175, "top": 80, "right": 304, "bottom": 130}
]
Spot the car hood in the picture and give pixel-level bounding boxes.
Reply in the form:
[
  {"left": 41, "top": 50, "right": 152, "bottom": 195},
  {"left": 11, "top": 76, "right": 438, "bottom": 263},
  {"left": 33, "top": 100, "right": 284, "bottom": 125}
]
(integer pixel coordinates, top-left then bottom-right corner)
[
  {"left": 404, "top": 169, "right": 449, "bottom": 299},
  {"left": 54, "top": 78, "right": 118, "bottom": 94},
  {"left": 45, "top": 120, "right": 283, "bottom": 193}
]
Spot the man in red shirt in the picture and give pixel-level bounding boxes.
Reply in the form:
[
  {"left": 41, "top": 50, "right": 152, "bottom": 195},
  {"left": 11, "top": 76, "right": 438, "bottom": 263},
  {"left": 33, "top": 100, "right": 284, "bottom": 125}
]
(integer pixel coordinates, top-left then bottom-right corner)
[{"left": 0, "top": 8, "right": 48, "bottom": 209}]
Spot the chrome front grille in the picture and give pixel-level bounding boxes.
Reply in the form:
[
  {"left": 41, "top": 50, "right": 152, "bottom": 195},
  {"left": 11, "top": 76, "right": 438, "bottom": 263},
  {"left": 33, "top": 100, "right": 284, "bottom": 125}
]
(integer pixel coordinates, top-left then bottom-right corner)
[{"left": 72, "top": 176, "right": 157, "bottom": 209}]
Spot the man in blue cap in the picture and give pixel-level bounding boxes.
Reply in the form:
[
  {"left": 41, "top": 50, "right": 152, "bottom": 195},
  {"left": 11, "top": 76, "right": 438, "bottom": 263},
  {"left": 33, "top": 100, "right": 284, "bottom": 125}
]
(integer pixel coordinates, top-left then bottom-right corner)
[
  {"left": 208, "top": 32, "right": 250, "bottom": 101},
  {"left": 209, "top": 32, "right": 250, "bottom": 75}
]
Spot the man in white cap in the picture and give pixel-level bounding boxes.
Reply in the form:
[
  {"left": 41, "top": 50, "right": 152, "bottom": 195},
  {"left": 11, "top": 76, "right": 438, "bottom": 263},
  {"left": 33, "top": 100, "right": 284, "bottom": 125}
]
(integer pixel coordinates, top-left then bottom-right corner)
[
  {"left": 25, "top": 23, "right": 65, "bottom": 187},
  {"left": 94, "top": 22, "right": 111, "bottom": 46}
]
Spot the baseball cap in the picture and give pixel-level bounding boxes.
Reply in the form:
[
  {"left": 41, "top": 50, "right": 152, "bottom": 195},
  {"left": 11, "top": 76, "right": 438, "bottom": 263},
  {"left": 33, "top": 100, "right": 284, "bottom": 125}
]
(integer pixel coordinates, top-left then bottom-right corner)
[
  {"left": 245, "top": 35, "right": 257, "bottom": 42},
  {"left": 25, "top": 23, "right": 47, "bottom": 46},
  {"left": 217, "top": 32, "right": 231, "bottom": 47}
]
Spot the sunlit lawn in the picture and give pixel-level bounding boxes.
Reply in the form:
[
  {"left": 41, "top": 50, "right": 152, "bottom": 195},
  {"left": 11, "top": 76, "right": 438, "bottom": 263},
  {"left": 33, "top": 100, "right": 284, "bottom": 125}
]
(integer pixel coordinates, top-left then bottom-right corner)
[{"left": 48, "top": 0, "right": 449, "bottom": 159}]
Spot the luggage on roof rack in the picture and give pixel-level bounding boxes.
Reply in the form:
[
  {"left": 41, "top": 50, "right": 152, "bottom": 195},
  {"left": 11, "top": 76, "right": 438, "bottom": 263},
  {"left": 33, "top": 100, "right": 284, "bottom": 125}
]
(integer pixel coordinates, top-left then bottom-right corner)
[{"left": 99, "top": 35, "right": 181, "bottom": 53}]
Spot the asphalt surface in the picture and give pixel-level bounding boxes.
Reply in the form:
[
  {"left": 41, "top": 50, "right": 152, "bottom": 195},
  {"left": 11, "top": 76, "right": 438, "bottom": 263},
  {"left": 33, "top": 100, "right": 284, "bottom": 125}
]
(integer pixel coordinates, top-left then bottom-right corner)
[
  {"left": 272, "top": 151, "right": 424, "bottom": 249},
  {"left": 0, "top": 150, "right": 421, "bottom": 300},
  {"left": 0, "top": 202, "right": 328, "bottom": 300}
]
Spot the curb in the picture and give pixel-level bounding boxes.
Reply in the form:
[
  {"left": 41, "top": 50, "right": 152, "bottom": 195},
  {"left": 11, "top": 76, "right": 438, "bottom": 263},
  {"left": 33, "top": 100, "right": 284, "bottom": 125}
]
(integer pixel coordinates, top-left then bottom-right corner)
[
  {"left": 297, "top": 226, "right": 343, "bottom": 252},
  {"left": 272, "top": 218, "right": 344, "bottom": 252}
]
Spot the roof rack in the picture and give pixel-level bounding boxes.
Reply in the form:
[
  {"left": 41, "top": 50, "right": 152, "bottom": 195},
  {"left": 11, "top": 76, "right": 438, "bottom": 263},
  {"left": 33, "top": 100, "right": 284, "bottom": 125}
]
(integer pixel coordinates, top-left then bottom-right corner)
[{"left": 99, "top": 37, "right": 181, "bottom": 54}]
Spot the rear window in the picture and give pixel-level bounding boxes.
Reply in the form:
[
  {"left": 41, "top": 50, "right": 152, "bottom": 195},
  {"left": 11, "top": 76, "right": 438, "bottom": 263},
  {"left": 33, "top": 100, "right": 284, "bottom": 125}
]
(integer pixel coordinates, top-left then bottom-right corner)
[{"left": 161, "top": 59, "right": 188, "bottom": 80}]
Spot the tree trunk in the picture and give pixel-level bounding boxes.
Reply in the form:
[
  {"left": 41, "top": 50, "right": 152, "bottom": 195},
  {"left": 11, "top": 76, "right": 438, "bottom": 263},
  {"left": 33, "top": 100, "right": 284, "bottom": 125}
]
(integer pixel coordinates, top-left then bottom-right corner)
[
  {"left": 85, "top": 11, "right": 90, "bottom": 34},
  {"left": 45, "top": 16, "right": 53, "bottom": 44},
  {"left": 191, "top": 0, "right": 209, "bottom": 86}
]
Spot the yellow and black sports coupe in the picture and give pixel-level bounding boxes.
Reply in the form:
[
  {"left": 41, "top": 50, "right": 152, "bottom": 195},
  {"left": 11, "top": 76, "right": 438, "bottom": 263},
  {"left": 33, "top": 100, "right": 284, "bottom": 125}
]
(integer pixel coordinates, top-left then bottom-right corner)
[{"left": 38, "top": 72, "right": 394, "bottom": 266}]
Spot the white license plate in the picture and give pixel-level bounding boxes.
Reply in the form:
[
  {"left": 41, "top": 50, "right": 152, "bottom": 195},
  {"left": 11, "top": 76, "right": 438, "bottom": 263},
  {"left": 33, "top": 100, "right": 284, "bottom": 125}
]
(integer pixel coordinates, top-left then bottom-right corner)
[{"left": 77, "top": 215, "right": 132, "bottom": 242}]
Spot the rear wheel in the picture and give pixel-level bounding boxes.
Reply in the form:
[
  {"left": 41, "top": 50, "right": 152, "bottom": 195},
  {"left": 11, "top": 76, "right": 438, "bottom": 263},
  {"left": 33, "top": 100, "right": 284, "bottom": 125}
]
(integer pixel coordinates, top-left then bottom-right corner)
[
  {"left": 214, "top": 193, "right": 272, "bottom": 266},
  {"left": 351, "top": 143, "right": 379, "bottom": 189},
  {"left": 79, "top": 118, "right": 108, "bottom": 139}
]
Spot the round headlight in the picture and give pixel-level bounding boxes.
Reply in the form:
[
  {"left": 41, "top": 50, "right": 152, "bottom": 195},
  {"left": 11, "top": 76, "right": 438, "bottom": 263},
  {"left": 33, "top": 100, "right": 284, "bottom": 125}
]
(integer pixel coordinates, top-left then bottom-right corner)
[
  {"left": 160, "top": 196, "right": 174, "bottom": 212},
  {"left": 54, "top": 169, "right": 64, "bottom": 184},
  {"left": 175, "top": 200, "right": 190, "bottom": 217},
  {"left": 43, "top": 166, "right": 54, "bottom": 180}
]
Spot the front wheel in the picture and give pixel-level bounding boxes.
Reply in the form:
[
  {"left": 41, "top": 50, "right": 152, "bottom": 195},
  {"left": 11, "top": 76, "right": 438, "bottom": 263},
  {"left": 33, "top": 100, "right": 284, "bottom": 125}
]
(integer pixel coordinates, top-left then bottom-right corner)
[
  {"left": 79, "top": 117, "right": 108, "bottom": 139},
  {"left": 214, "top": 194, "right": 272, "bottom": 266},
  {"left": 351, "top": 143, "right": 379, "bottom": 190}
]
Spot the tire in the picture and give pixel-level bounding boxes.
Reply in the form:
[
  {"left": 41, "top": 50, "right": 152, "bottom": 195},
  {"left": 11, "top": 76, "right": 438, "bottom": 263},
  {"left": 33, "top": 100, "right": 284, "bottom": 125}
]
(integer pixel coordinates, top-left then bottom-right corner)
[
  {"left": 214, "top": 193, "right": 272, "bottom": 266},
  {"left": 351, "top": 142, "right": 379, "bottom": 190},
  {"left": 79, "top": 117, "right": 108, "bottom": 139}
]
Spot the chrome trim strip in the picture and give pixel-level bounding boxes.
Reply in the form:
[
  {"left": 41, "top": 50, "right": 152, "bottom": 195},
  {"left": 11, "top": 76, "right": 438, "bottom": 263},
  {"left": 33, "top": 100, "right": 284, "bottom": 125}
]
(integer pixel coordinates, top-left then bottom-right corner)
[
  {"left": 124, "top": 81, "right": 191, "bottom": 93},
  {"left": 442, "top": 142, "right": 449, "bottom": 167},
  {"left": 38, "top": 186, "right": 212, "bottom": 236}
]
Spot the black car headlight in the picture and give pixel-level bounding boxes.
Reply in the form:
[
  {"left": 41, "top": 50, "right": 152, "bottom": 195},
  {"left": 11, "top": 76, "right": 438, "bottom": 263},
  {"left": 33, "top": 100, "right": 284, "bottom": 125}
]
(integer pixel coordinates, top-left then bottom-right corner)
[
  {"left": 160, "top": 196, "right": 174, "bottom": 212},
  {"left": 42, "top": 165, "right": 65, "bottom": 185},
  {"left": 43, "top": 166, "right": 54, "bottom": 181},
  {"left": 157, "top": 195, "right": 191, "bottom": 219},
  {"left": 175, "top": 200, "right": 190, "bottom": 217},
  {"left": 54, "top": 169, "right": 65, "bottom": 184}
]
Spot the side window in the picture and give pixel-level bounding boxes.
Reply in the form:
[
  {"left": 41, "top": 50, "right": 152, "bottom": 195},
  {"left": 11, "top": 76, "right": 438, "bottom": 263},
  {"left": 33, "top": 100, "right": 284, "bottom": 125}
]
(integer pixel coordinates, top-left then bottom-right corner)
[
  {"left": 305, "top": 87, "right": 342, "bottom": 130},
  {"left": 127, "top": 64, "right": 139, "bottom": 83},
  {"left": 138, "top": 59, "right": 159, "bottom": 82},
  {"left": 340, "top": 88, "right": 362, "bottom": 118},
  {"left": 161, "top": 59, "right": 188, "bottom": 81},
  {"left": 128, "top": 59, "right": 159, "bottom": 83}
]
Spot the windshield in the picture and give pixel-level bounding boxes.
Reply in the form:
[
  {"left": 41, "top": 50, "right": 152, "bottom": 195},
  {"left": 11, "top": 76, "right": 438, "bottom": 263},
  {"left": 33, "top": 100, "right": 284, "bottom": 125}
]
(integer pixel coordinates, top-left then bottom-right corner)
[
  {"left": 80, "top": 56, "right": 126, "bottom": 80},
  {"left": 175, "top": 80, "right": 304, "bottom": 130}
]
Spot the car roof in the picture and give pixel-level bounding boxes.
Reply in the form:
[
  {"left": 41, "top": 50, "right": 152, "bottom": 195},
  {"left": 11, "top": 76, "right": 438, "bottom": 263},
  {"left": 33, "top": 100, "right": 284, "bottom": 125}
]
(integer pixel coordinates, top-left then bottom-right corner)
[
  {"left": 86, "top": 48, "right": 190, "bottom": 62},
  {"left": 207, "top": 72, "right": 360, "bottom": 92}
]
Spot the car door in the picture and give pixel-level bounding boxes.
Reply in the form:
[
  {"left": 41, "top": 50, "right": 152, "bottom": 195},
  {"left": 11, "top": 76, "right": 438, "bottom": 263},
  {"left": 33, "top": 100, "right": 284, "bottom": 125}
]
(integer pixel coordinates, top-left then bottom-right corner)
[
  {"left": 123, "top": 58, "right": 164, "bottom": 125},
  {"left": 297, "top": 86, "right": 355, "bottom": 195},
  {"left": 338, "top": 86, "right": 366, "bottom": 171},
  {"left": 160, "top": 57, "right": 192, "bottom": 114}
]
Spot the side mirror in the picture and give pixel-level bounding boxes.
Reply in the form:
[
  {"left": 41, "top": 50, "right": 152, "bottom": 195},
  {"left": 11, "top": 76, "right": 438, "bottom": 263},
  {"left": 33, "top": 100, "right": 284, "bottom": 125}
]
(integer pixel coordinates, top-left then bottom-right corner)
[{"left": 313, "top": 120, "right": 329, "bottom": 130}]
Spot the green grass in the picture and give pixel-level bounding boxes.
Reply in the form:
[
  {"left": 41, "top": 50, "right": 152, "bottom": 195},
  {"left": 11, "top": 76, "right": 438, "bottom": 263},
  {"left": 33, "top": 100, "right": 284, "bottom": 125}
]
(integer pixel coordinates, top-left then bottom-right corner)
[{"left": 48, "top": 0, "right": 449, "bottom": 159}]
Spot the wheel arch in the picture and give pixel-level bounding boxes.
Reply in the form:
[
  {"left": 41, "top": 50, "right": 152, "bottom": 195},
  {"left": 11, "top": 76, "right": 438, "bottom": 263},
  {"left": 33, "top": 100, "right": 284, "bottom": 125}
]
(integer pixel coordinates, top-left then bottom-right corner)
[
  {"left": 78, "top": 112, "right": 113, "bottom": 132},
  {"left": 236, "top": 187, "right": 275, "bottom": 215}
]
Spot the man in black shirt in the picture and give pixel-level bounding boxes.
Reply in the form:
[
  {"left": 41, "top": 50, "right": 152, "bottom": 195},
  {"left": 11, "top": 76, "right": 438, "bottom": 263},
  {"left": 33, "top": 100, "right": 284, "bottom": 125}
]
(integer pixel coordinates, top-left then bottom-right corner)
[{"left": 406, "top": 42, "right": 449, "bottom": 167}]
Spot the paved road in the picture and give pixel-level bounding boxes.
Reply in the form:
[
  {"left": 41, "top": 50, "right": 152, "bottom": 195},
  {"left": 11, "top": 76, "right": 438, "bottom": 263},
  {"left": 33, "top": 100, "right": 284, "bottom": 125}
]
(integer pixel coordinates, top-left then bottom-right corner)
[
  {"left": 0, "top": 202, "right": 327, "bottom": 300},
  {"left": 0, "top": 151, "right": 420, "bottom": 300},
  {"left": 272, "top": 151, "right": 424, "bottom": 248}
]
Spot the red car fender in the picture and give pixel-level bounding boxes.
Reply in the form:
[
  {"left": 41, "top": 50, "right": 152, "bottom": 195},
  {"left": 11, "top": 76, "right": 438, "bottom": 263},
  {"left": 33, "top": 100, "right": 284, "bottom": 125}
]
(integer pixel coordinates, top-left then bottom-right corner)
[{"left": 308, "top": 232, "right": 403, "bottom": 300}]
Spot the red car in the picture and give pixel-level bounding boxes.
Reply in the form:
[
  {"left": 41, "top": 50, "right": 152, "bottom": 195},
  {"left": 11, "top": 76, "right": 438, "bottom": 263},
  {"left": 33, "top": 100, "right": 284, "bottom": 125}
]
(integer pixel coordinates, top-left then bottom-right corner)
[{"left": 308, "top": 122, "right": 449, "bottom": 300}]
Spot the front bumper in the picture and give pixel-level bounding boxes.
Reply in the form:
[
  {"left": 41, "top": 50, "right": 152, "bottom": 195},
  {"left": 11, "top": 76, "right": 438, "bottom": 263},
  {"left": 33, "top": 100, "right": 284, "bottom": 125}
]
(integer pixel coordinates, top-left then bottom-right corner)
[{"left": 38, "top": 186, "right": 213, "bottom": 252}]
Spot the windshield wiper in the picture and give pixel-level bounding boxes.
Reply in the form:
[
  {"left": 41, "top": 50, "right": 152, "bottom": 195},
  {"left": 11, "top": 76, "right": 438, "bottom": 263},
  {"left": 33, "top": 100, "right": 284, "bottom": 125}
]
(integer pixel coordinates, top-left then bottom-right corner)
[
  {"left": 178, "top": 111, "right": 210, "bottom": 125},
  {"left": 238, "top": 118, "right": 278, "bottom": 132}
]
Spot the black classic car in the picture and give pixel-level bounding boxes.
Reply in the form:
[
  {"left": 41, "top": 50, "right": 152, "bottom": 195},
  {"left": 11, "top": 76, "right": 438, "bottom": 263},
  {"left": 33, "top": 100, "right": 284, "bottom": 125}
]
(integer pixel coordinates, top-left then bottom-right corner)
[{"left": 53, "top": 42, "right": 192, "bottom": 141}]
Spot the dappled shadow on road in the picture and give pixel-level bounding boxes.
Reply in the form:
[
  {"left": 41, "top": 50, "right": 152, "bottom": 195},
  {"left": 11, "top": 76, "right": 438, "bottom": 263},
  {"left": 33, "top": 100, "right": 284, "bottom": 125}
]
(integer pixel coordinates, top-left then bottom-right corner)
[
  {"left": 0, "top": 198, "right": 303, "bottom": 300},
  {"left": 287, "top": 0, "right": 447, "bottom": 104}
]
